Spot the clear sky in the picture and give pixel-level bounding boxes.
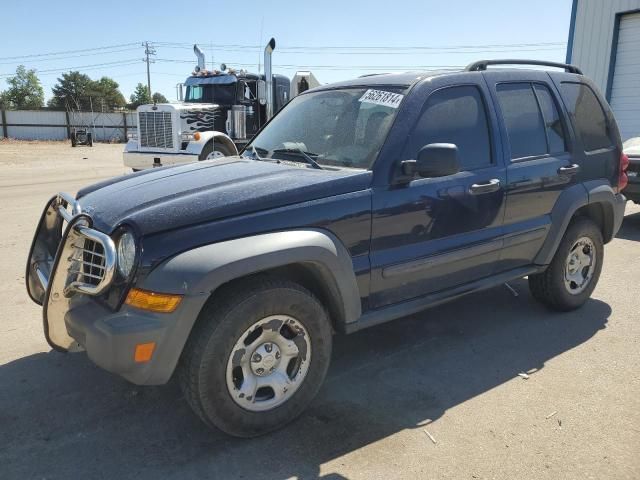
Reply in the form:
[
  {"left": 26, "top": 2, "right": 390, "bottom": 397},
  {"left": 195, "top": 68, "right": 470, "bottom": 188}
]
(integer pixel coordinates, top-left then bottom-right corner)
[{"left": 0, "top": 0, "right": 573, "bottom": 102}]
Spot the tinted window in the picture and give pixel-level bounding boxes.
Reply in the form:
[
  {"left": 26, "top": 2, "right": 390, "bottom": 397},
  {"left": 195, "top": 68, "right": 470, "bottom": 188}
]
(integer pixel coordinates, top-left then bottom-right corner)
[
  {"left": 561, "top": 83, "right": 611, "bottom": 151},
  {"left": 534, "top": 84, "right": 567, "bottom": 154},
  {"left": 404, "top": 85, "right": 492, "bottom": 170},
  {"left": 496, "top": 83, "right": 547, "bottom": 159}
]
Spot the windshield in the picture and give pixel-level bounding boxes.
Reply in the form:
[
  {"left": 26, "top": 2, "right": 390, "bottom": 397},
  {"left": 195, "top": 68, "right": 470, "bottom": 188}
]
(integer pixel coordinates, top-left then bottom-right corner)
[
  {"left": 246, "top": 87, "right": 405, "bottom": 169},
  {"left": 184, "top": 84, "right": 236, "bottom": 105}
]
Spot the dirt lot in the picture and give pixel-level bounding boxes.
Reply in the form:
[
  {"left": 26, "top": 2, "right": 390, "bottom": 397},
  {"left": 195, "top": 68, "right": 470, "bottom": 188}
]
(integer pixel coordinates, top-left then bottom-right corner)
[{"left": 1, "top": 142, "right": 639, "bottom": 480}]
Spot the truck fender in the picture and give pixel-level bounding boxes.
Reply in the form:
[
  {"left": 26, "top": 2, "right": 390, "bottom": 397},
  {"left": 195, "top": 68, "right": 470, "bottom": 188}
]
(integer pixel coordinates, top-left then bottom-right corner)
[
  {"left": 534, "top": 181, "right": 624, "bottom": 265},
  {"left": 142, "top": 229, "right": 361, "bottom": 322},
  {"left": 185, "top": 131, "right": 238, "bottom": 156}
]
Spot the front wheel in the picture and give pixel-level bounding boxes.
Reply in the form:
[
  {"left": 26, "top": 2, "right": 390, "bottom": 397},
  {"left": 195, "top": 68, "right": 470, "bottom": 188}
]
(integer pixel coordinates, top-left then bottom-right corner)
[
  {"left": 178, "top": 277, "right": 332, "bottom": 437},
  {"left": 529, "top": 217, "right": 603, "bottom": 311},
  {"left": 198, "top": 140, "right": 234, "bottom": 160}
]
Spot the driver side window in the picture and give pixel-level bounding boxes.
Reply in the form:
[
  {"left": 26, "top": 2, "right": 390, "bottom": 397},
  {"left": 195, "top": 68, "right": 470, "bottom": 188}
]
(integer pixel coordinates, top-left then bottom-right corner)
[{"left": 404, "top": 85, "right": 492, "bottom": 171}]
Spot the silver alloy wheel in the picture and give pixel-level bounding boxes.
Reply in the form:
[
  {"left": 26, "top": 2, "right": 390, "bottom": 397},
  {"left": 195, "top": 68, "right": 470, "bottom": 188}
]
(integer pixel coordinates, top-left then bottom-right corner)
[
  {"left": 564, "top": 236, "right": 596, "bottom": 295},
  {"left": 206, "top": 150, "right": 225, "bottom": 160},
  {"left": 226, "top": 315, "right": 312, "bottom": 412}
]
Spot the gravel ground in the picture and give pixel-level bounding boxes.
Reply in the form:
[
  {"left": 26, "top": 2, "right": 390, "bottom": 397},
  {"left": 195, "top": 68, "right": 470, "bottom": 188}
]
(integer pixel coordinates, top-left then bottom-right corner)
[{"left": 1, "top": 142, "right": 639, "bottom": 480}]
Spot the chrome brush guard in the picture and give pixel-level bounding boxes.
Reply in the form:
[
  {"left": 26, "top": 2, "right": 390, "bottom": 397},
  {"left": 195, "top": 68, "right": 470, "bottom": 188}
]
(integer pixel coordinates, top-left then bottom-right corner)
[{"left": 26, "top": 193, "right": 116, "bottom": 351}]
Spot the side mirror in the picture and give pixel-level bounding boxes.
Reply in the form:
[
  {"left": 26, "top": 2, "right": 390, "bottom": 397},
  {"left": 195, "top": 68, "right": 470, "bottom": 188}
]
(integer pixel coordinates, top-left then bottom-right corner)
[
  {"left": 257, "top": 80, "right": 267, "bottom": 105},
  {"left": 402, "top": 143, "right": 460, "bottom": 178}
]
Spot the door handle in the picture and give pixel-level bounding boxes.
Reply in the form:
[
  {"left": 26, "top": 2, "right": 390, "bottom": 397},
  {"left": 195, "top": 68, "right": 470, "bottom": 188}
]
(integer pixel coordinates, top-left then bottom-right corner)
[
  {"left": 558, "top": 164, "right": 580, "bottom": 175},
  {"left": 469, "top": 178, "right": 501, "bottom": 195}
]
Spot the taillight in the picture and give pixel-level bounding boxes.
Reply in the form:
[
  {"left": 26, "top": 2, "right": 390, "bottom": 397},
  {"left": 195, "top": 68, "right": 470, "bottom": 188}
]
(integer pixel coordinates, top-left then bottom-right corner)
[{"left": 618, "top": 153, "right": 630, "bottom": 192}]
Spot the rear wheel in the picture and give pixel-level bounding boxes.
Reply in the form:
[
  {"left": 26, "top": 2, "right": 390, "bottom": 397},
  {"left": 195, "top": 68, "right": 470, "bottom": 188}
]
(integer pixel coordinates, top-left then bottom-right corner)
[
  {"left": 529, "top": 217, "right": 603, "bottom": 311},
  {"left": 198, "top": 140, "right": 234, "bottom": 160},
  {"left": 178, "top": 277, "right": 332, "bottom": 437}
]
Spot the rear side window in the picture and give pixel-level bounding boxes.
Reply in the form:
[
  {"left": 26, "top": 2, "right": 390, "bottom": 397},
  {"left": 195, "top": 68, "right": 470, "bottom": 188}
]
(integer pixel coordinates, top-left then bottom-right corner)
[
  {"left": 533, "top": 84, "right": 567, "bottom": 154},
  {"left": 404, "top": 85, "right": 492, "bottom": 170},
  {"left": 496, "top": 83, "right": 547, "bottom": 159},
  {"left": 560, "top": 82, "right": 612, "bottom": 152}
]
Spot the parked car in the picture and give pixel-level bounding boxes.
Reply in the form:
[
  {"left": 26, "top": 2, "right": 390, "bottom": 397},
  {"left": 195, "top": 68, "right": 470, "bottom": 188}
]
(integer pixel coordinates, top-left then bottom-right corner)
[
  {"left": 26, "top": 60, "right": 628, "bottom": 437},
  {"left": 623, "top": 137, "right": 639, "bottom": 203}
]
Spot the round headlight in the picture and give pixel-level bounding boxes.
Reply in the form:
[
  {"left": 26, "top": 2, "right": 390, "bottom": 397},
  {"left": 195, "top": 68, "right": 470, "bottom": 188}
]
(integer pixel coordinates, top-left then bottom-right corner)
[{"left": 117, "top": 231, "right": 136, "bottom": 278}]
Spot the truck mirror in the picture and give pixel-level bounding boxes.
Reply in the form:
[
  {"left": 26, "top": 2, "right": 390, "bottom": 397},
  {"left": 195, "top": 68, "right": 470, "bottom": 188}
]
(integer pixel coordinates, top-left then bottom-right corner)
[
  {"left": 176, "top": 83, "right": 184, "bottom": 101},
  {"left": 257, "top": 80, "right": 267, "bottom": 105}
]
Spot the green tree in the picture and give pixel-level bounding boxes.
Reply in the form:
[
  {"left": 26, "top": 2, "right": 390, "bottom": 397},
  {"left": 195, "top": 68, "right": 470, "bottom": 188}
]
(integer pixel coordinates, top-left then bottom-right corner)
[
  {"left": 48, "top": 72, "right": 126, "bottom": 111},
  {"left": 128, "top": 83, "right": 151, "bottom": 109},
  {"left": 152, "top": 92, "right": 168, "bottom": 104},
  {"left": 0, "top": 65, "right": 44, "bottom": 109},
  {"left": 48, "top": 71, "right": 95, "bottom": 110},
  {"left": 92, "top": 77, "right": 127, "bottom": 110}
]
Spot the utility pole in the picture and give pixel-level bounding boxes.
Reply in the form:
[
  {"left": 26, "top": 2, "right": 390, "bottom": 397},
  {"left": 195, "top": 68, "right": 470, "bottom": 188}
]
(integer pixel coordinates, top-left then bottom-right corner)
[{"left": 142, "top": 41, "right": 156, "bottom": 100}]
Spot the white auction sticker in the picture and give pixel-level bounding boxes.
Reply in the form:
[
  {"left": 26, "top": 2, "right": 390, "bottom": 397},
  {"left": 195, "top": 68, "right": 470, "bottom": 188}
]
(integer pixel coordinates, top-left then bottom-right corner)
[{"left": 358, "top": 89, "right": 404, "bottom": 109}]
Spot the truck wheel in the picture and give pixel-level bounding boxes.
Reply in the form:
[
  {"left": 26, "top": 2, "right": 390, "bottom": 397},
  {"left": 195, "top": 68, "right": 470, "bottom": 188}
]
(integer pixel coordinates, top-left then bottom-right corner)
[
  {"left": 529, "top": 217, "right": 603, "bottom": 311},
  {"left": 179, "top": 276, "right": 332, "bottom": 437},
  {"left": 199, "top": 141, "right": 234, "bottom": 160}
]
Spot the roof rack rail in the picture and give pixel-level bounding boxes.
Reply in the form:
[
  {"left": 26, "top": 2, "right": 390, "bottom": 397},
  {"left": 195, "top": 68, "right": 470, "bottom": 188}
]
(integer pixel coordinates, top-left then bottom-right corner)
[{"left": 465, "top": 59, "right": 583, "bottom": 75}]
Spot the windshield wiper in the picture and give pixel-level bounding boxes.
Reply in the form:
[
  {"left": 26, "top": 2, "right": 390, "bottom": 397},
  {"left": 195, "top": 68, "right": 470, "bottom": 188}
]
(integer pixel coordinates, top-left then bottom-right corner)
[
  {"left": 244, "top": 144, "right": 267, "bottom": 161},
  {"left": 270, "top": 148, "right": 323, "bottom": 170}
]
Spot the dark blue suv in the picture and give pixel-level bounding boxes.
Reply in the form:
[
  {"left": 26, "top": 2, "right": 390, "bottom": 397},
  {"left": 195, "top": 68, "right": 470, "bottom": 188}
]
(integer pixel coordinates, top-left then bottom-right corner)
[{"left": 26, "top": 60, "right": 628, "bottom": 437}]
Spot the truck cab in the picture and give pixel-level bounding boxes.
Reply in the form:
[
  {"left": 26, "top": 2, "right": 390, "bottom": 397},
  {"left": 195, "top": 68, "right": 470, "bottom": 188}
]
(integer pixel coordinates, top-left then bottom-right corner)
[{"left": 123, "top": 38, "right": 314, "bottom": 170}]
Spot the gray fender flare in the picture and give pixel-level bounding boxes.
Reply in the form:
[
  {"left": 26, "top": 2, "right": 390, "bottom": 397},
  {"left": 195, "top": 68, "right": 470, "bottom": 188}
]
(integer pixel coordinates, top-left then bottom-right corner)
[
  {"left": 534, "top": 181, "right": 624, "bottom": 265},
  {"left": 142, "top": 229, "right": 362, "bottom": 324}
]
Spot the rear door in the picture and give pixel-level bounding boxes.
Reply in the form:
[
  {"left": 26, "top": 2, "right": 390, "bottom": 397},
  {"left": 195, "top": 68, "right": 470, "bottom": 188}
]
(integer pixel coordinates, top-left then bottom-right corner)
[{"left": 483, "top": 71, "right": 577, "bottom": 271}]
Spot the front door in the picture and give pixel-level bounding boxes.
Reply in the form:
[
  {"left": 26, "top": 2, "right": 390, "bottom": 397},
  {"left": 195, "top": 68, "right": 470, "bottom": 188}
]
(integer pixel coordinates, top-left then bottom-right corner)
[{"left": 369, "top": 80, "right": 506, "bottom": 308}]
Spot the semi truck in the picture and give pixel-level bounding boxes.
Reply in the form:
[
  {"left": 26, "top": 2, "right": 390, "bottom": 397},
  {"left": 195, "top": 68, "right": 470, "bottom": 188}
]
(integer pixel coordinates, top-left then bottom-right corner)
[{"left": 123, "top": 38, "right": 319, "bottom": 170}]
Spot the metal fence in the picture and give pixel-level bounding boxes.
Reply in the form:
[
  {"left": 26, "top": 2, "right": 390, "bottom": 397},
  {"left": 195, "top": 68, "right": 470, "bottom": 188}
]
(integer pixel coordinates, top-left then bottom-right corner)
[{"left": 0, "top": 109, "right": 137, "bottom": 142}]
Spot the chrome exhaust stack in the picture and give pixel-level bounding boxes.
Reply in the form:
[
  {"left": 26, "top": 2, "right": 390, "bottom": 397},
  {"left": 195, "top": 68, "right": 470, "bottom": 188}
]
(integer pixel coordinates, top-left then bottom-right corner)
[
  {"left": 264, "top": 38, "right": 276, "bottom": 120},
  {"left": 193, "top": 44, "right": 206, "bottom": 72}
]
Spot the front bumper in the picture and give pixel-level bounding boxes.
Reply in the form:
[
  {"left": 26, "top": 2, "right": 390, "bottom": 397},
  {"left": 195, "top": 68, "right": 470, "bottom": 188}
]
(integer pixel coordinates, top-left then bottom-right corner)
[
  {"left": 123, "top": 151, "right": 199, "bottom": 170},
  {"left": 26, "top": 193, "right": 209, "bottom": 385},
  {"left": 65, "top": 293, "right": 207, "bottom": 385}
]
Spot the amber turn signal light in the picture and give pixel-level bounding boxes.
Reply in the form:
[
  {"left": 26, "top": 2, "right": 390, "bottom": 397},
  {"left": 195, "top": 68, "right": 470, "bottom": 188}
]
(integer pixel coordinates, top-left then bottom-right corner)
[
  {"left": 134, "top": 342, "right": 156, "bottom": 363},
  {"left": 193, "top": 131, "right": 201, "bottom": 141},
  {"left": 125, "top": 288, "right": 182, "bottom": 313}
]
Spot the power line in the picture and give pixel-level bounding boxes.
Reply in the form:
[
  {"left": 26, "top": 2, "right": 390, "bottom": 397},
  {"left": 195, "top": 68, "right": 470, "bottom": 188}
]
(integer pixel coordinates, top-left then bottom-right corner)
[
  {"left": 0, "top": 47, "right": 141, "bottom": 65},
  {"left": 153, "top": 40, "right": 566, "bottom": 51},
  {"left": 155, "top": 58, "right": 465, "bottom": 71},
  {"left": 0, "top": 42, "right": 140, "bottom": 61},
  {"left": 0, "top": 59, "right": 141, "bottom": 78}
]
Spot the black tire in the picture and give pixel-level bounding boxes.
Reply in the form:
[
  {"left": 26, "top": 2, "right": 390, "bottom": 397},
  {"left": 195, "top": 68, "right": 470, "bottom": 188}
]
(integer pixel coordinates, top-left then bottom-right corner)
[
  {"left": 198, "top": 140, "right": 234, "bottom": 160},
  {"left": 529, "top": 217, "right": 603, "bottom": 311},
  {"left": 178, "top": 276, "right": 332, "bottom": 437}
]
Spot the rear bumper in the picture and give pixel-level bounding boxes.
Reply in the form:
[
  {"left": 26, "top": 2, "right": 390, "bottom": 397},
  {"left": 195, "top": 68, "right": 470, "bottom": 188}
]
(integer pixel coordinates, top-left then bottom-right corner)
[
  {"left": 65, "top": 294, "right": 207, "bottom": 385},
  {"left": 612, "top": 192, "right": 627, "bottom": 235},
  {"left": 123, "top": 151, "right": 199, "bottom": 170}
]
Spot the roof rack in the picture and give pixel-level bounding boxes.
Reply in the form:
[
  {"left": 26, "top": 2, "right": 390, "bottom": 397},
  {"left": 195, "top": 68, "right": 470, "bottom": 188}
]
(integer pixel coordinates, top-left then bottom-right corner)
[{"left": 465, "top": 59, "right": 583, "bottom": 75}]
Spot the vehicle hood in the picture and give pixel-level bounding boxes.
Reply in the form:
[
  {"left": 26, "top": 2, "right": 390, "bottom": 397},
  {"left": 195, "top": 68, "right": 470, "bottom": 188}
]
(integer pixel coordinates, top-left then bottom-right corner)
[{"left": 76, "top": 158, "right": 372, "bottom": 235}]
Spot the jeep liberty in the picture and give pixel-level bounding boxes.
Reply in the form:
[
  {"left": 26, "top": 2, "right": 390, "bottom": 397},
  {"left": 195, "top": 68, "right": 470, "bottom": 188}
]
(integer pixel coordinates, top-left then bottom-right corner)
[{"left": 26, "top": 60, "right": 628, "bottom": 437}]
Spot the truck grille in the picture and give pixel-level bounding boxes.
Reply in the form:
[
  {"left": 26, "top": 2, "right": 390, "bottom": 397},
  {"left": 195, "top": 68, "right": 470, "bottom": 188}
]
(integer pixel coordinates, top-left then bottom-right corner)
[{"left": 139, "top": 111, "right": 174, "bottom": 148}]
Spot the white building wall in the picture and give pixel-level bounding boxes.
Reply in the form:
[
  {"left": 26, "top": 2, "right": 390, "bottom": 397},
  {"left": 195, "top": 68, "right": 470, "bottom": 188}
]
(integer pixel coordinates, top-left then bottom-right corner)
[{"left": 569, "top": 0, "right": 640, "bottom": 93}]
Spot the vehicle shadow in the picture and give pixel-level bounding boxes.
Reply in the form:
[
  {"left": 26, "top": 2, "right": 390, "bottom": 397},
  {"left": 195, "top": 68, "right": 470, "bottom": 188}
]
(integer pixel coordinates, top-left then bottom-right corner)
[
  {"left": 616, "top": 210, "right": 640, "bottom": 241},
  {"left": 0, "top": 279, "right": 610, "bottom": 480}
]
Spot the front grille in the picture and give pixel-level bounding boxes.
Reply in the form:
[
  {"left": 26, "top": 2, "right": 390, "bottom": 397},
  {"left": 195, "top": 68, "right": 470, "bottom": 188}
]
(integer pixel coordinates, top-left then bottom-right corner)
[
  {"left": 77, "top": 238, "right": 107, "bottom": 287},
  {"left": 139, "top": 111, "right": 173, "bottom": 148}
]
